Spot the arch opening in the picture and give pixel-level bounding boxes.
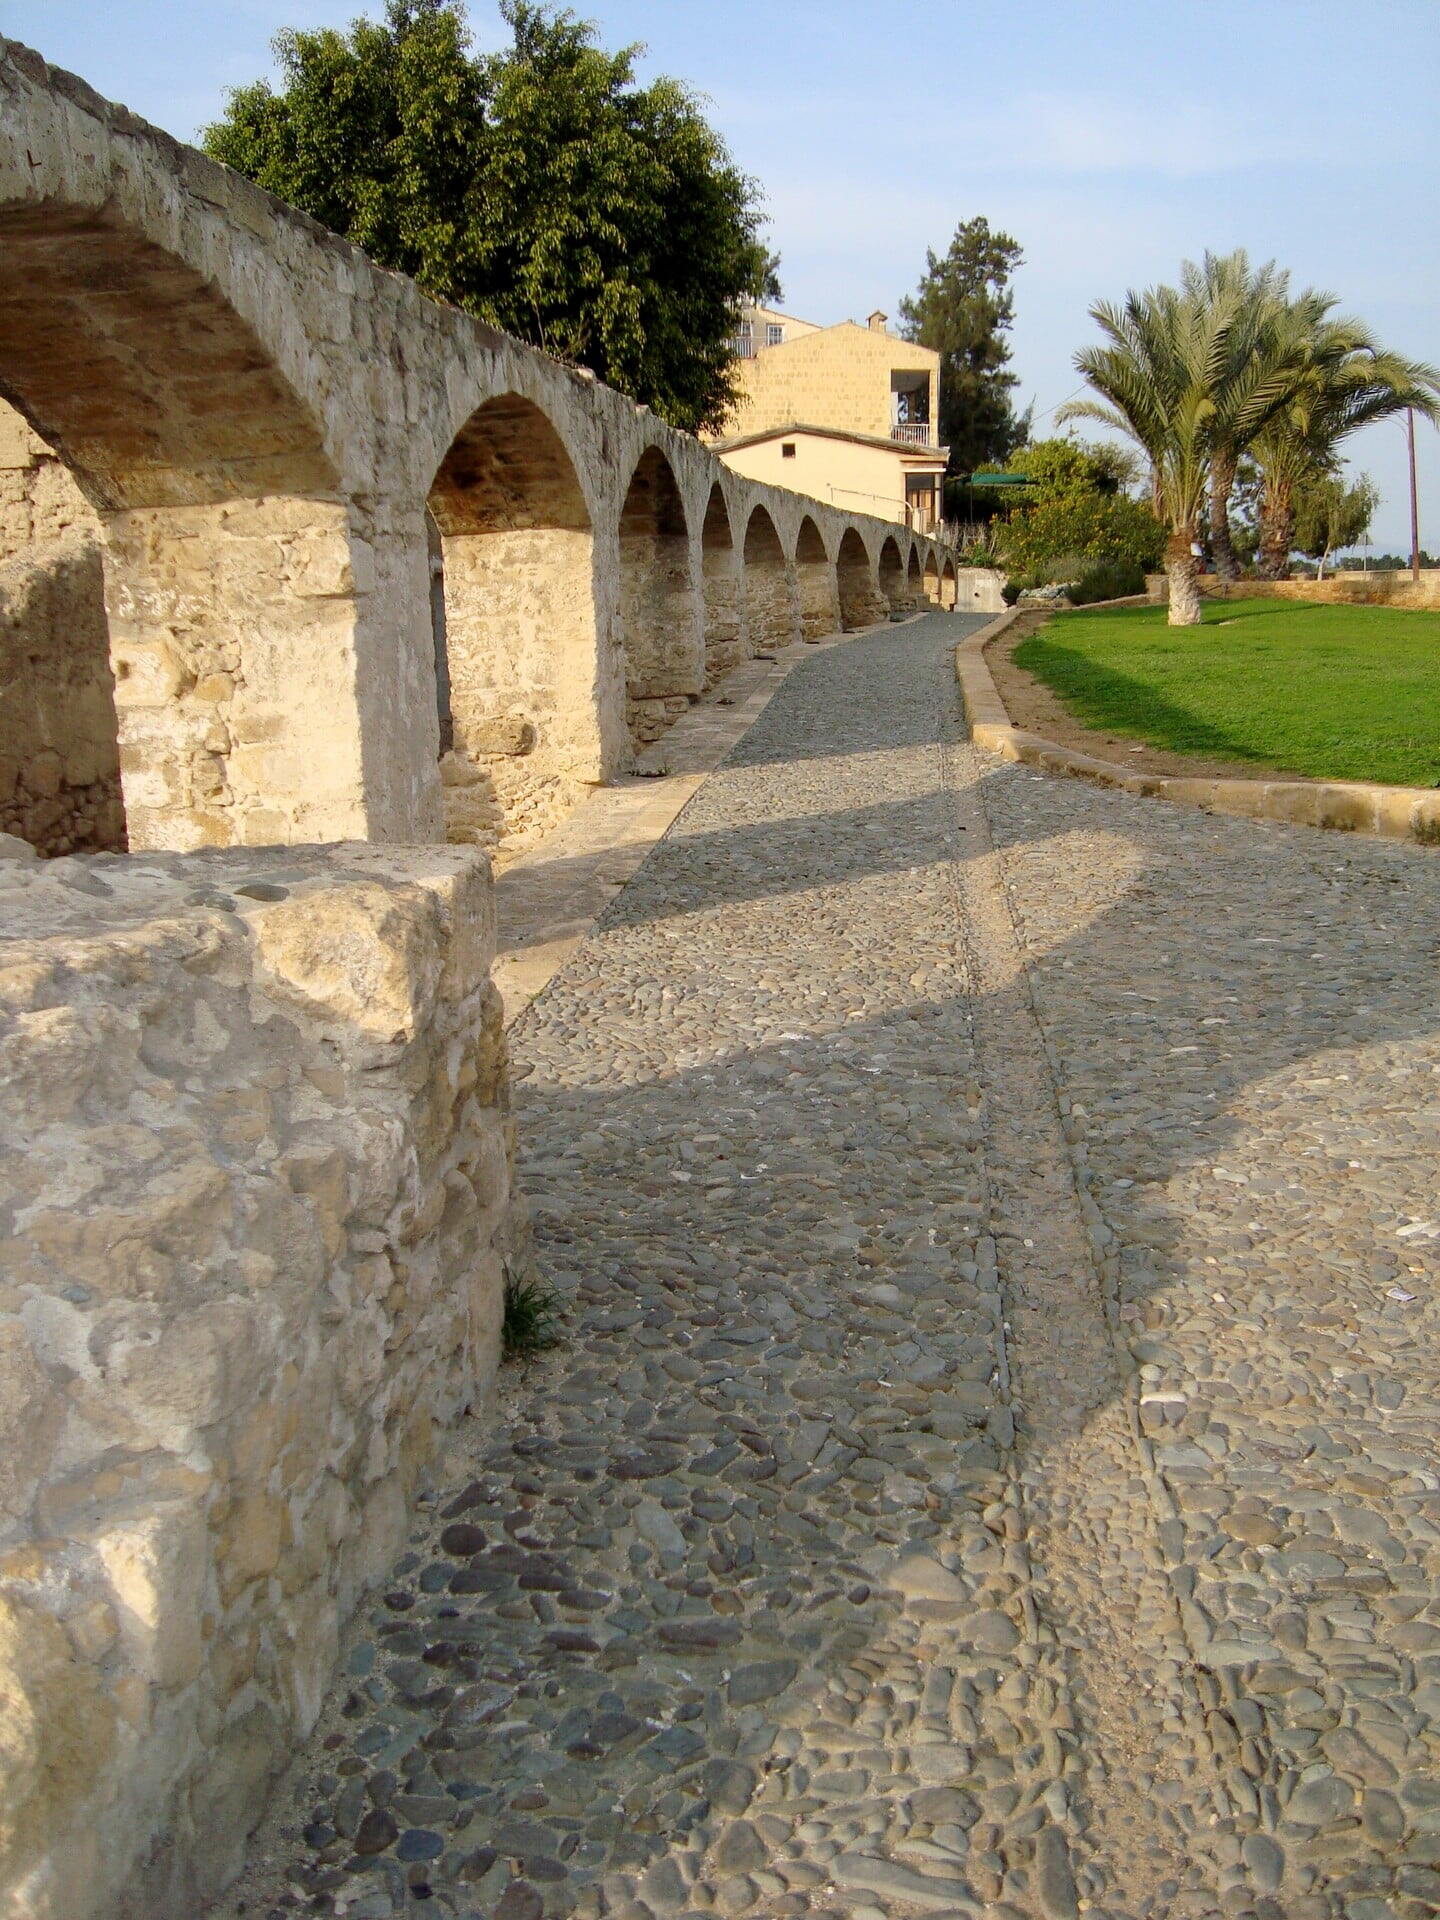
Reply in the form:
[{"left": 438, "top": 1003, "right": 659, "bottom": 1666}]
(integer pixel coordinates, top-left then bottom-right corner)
[
  {"left": 836, "top": 528, "right": 886, "bottom": 631},
  {"left": 795, "top": 517, "right": 840, "bottom": 643},
  {"left": 0, "top": 401, "right": 123, "bottom": 855},
  {"left": 906, "top": 549, "right": 924, "bottom": 612},
  {"left": 701, "top": 485, "right": 745, "bottom": 689},
  {"left": 923, "top": 552, "right": 942, "bottom": 606},
  {"left": 619, "top": 448, "right": 699, "bottom": 751},
  {"left": 743, "top": 507, "right": 798, "bottom": 654},
  {"left": 941, "top": 557, "right": 958, "bottom": 610},
  {"left": 428, "top": 393, "right": 598, "bottom": 853},
  {"left": 0, "top": 205, "right": 368, "bottom": 852},
  {"left": 878, "top": 536, "right": 907, "bottom": 619}
]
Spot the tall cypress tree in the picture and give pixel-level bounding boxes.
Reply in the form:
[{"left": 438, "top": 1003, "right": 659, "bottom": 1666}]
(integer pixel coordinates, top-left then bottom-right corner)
[{"left": 899, "top": 217, "right": 1029, "bottom": 475}]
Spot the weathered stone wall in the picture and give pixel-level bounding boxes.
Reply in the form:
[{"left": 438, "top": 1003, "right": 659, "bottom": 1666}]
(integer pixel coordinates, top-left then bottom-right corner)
[
  {"left": 0, "top": 39, "right": 969, "bottom": 865},
  {"left": 1145, "top": 571, "right": 1440, "bottom": 611},
  {"left": 743, "top": 511, "right": 800, "bottom": 653},
  {"left": 0, "top": 842, "right": 515, "bottom": 1920},
  {"left": 0, "top": 535, "right": 125, "bottom": 854},
  {"left": 0, "top": 400, "right": 124, "bottom": 856},
  {"left": 700, "top": 489, "right": 746, "bottom": 687},
  {"left": 0, "top": 398, "right": 96, "bottom": 559}
]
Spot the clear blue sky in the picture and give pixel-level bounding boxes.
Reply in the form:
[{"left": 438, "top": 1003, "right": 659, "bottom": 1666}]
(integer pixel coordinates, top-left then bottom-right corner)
[{"left": 5, "top": 0, "right": 1437, "bottom": 551}]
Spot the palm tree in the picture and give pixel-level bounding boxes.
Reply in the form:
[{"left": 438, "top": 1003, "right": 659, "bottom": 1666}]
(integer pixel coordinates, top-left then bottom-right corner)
[
  {"left": 1250, "top": 321, "right": 1439, "bottom": 578},
  {"left": 1058, "top": 278, "right": 1300, "bottom": 625},
  {"left": 1180, "top": 250, "right": 1292, "bottom": 582}
]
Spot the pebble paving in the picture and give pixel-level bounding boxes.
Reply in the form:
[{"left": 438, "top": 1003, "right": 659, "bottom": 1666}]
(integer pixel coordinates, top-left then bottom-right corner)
[{"left": 223, "top": 612, "right": 1440, "bottom": 1920}]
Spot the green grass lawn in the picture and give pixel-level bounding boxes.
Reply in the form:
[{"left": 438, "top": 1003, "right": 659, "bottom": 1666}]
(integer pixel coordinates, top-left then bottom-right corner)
[{"left": 1012, "top": 597, "right": 1440, "bottom": 787}]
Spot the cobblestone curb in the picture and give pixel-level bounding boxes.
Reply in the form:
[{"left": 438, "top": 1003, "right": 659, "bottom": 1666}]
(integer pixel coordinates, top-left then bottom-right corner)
[{"left": 956, "top": 612, "right": 1440, "bottom": 846}]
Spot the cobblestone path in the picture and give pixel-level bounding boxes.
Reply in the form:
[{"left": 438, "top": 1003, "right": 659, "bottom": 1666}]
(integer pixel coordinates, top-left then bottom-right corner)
[{"left": 227, "top": 614, "right": 1440, "bottom": 1920}]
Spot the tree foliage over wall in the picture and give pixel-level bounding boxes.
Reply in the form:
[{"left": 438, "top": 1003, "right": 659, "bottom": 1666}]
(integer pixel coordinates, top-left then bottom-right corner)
[
  {"left": 899, "top": 217, "right": 1030, "bottom": 475},
  {"left": 204, "top": 0, "right": 776, "bottom": 432}
]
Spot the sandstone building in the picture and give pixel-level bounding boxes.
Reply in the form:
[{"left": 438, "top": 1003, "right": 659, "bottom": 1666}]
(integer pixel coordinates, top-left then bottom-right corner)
[{"left": 706, "top": 305, "right": 949, "bottom": 532}]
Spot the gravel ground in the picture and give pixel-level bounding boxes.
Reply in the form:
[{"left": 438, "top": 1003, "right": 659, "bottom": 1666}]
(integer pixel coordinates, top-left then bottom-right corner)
[{"left": 219, "top": 612, "right": 1440, "bottom": 1920}]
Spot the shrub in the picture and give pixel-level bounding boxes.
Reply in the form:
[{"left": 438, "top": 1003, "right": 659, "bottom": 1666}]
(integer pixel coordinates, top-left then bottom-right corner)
[
  {"left": 996, "top": 491, "right": 1165, "bottom": 577},
  {"left": 1068, "top": 558, "right": 1147, "bottom": 604},
  {"left": 502, "top": 1268, "right": 564, "bottom": 1360}
]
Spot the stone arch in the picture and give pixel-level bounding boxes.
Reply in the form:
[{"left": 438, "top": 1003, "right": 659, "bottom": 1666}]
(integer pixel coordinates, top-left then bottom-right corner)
[
  {"left": 924, "top": 550, "right": 941, "bottom": 605},
  {"left": 428, "top": 393, "right": 598, "bottom": 849},
  {"left": 878, "top": 536, "right": 907, "bottom": 619},
  {"left": 701, "top": 483, "right": 745, "bottom": 688},
  {"left": 0, "top": 205, "right": 375, "bottom": 851},
  {"left": 836, "top": 527, "right": 885, "bottom": 631},
  {"left": 794, "top": 516, "right": 840, "bottom": 642},
  {"left": 743, "top": 506, "right": 798, "bottom": 653},
  {"left": 906, "top": 548, "right": 924, "bottom": 611},
  {"left": 941, "top": 557, "right": 958, "bottom": 610},
  {"left": 619, "top": 447, "right": 700, "bottom": 751}
]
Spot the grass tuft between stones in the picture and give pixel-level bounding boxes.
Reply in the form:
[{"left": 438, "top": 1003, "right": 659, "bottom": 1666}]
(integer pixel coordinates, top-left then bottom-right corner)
[{"left": 501, "top": 1268, "right": 564, "bottom": 1360}]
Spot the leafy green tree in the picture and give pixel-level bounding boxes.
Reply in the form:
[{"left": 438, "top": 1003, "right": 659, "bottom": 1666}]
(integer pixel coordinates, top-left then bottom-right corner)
[
  {"left": 985, "top": 438, "right": 1162, "bottom": 578},
  {"left": 1291, "top": 471, "right": 1378, "bottom": 577},
  {"left": 899, "top": 217, "right": 1029, "bottom": 475},
  {"left": 204, "top": 0, "right": 775, "bottom": 432}
]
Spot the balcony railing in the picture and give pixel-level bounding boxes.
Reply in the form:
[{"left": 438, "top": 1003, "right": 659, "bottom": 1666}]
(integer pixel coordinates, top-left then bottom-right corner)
[
  {"left": 728, "top": 334, "right": 756, "bottom": 360},
  {"left": 891, "top": 421, "right": 932, "bottom": 445}
]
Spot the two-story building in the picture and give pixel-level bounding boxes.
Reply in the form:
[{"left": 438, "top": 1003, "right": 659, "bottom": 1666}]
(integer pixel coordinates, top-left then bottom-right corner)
[{"left": 704, "top": 306, "right": 948, "bottom": 532}]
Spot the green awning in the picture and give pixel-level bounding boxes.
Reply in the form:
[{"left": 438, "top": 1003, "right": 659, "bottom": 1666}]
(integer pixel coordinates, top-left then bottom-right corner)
[{"left": 962, "top": 472, "right": 1036, "bottom": 486}]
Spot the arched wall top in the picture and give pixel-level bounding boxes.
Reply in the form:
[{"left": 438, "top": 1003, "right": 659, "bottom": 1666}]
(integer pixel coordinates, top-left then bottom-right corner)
[
  {"left": 429, "top": 392, "right": 590, "bottom": 538},
  {"left": 702, "top": 481, "right": 735, "bottom": 548},
  {"left": 619, "top": 444, "right": 688, "bottom": 540},
  {"left": 0, "top": 44, "right": 356, "bottom": 501},
  {"left": 743, "top": 503, "right": 785, "bottom": 562},
  {"left": 794, "top": 515, "right": 828, "bottom": 565},
  {"left": 0, "top": 205, "right": 338, "bottom": 512},
  {"left": 0, "top": 38, "right": 981, "bottom": 579}
]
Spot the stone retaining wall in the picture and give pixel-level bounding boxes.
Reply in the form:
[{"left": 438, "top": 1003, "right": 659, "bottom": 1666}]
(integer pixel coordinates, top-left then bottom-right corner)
[
  {"left": 0, "top": 843, "right": 517, "bottom": 1920},
  {"left": 1144, "top": 570, "right": 1440, "bottom": 610}
]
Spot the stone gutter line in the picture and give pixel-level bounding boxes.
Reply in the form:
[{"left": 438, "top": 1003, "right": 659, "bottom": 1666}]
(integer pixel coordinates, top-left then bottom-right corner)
[{"left": 955, "top": 609, "right": 1440, "bottom": 846}]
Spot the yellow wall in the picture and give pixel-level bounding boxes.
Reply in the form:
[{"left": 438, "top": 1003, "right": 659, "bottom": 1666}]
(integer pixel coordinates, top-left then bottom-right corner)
[
  {"left": 713, "top": 322, "right": 940, "bottom": 445},
  {"left": 719, "top": 431, "right": 937, "bottom": 527}
]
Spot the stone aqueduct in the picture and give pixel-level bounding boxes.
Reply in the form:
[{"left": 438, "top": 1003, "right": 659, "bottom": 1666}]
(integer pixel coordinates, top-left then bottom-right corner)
[
  {"left": 0, "top": 40, "right": 1002, "bottom": 1920},
  {"left": 0, "top": 40, "right": 991, "bottom": 871}
]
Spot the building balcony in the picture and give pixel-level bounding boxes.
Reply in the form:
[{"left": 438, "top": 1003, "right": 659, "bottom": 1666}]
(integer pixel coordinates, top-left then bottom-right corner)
[{"left": 891, "top": 421, "right": 932, "bottom": 446}]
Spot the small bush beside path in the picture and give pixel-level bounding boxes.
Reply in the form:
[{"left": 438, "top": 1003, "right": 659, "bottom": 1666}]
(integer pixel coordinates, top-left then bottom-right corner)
[{"left": 1013, "top": 597, "right": 1440, "bottom": 788}]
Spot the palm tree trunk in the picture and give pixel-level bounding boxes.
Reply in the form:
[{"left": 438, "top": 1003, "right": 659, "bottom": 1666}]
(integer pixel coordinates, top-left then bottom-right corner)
[
  {"left": 1165, "top": 527, "right": 1203, "bottom": 626},
  {"left": 1209, "top": 453, "right": 1241, "bottom": 582},
  {"left": 1258, "top": 476, "right": 1294, "bottom": 580}
]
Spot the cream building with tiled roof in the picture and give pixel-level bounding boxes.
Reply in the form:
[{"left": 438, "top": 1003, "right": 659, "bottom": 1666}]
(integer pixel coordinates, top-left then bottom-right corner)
[{"left": 705, "top": 306, "right": 948, "bottom": 531}]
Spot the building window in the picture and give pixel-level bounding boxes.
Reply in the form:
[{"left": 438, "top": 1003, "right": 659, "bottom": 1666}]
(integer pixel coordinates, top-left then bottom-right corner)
[
  {"left": 781, "top": 442, "right": 796, "bottom": 459},
  {"left": 765, "top": 323, "right": 785, "bottom": 347}
]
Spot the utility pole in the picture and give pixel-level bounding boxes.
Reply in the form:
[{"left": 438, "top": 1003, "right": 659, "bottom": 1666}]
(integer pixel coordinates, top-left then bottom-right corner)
[{"left": 1407, "top": 407, "right": 1422, "bottom": 582}]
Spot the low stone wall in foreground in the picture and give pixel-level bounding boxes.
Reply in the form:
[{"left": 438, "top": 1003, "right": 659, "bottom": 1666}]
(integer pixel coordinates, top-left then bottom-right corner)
[{"left": 0, "top": 843, "right": 517, "bottom": 1920}]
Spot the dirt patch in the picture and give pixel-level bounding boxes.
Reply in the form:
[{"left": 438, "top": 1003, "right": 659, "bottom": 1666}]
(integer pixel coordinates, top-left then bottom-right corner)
[{"left": 985, "top": 612, "right": 1326, "bottom": 786}]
